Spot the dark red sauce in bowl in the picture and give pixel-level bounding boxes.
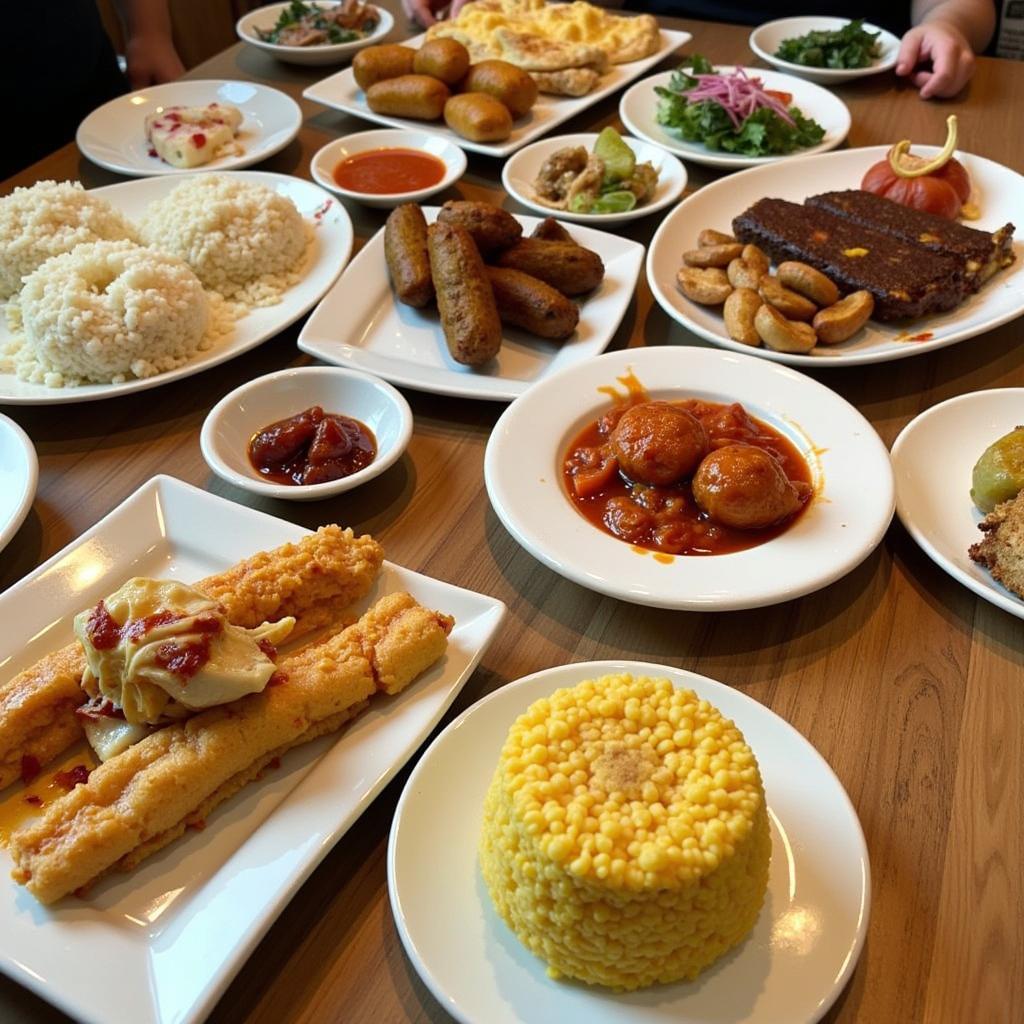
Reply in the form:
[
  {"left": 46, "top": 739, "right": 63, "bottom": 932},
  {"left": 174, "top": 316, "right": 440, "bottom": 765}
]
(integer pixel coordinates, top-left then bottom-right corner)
[{"left": 333, "top": 148, "right": 446, "bottom": 195}]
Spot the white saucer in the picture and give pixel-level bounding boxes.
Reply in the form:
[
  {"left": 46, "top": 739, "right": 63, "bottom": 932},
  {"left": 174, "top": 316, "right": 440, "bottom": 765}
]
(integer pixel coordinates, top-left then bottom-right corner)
[
  {"left": 891, "top": 388, "right": 1024, "bottom": 619},
  {"left": 749, "top": 17, "right": 900, "bottom": 85},
  {"left": 0, "top": 413, "right": 37, "bottom": 553},
  {"left": 77, "top": 79, "right": 302, "bottom": 176},
  {"left": 389, "top": 659, "right": 870, "bottom": 1024},
  {"left": 501, "top": 132, "right": 686, "bottom": 225}
]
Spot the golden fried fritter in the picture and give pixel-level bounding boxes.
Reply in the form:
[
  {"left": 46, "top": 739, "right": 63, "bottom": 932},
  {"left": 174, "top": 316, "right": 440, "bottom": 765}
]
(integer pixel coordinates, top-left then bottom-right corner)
[{"left": 969, "top": 491, "right": 1024, "bottom": 598}]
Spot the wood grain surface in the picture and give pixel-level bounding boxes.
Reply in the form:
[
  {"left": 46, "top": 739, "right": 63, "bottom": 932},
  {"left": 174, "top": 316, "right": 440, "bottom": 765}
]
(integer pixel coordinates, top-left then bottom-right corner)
[{"left": 1, "top": 8, "right": 1022, "bottom": 1024}]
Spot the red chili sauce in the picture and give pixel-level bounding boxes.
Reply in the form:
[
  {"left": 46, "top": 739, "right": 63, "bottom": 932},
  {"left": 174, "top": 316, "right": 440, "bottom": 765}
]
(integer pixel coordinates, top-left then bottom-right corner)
[
  {"left": 333, "top": 148, "right": 446, "bottom": 195},
  {"left": 563, "top": 398, "right": 813, "bottom": 557},
  {"left": 248, "top": 405, "right": 377, "bottom": 486}
]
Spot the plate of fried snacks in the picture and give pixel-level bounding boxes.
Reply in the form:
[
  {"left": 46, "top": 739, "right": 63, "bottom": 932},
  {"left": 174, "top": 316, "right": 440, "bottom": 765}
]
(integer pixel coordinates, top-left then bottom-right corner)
[
  {"left": 77, "top": 79, "right": 302, "bottom": 176},
  {"left": 892, "top": 388, "right": 1024, "bottom": 620},
  {"left": 647, "top": 138, "right": 1022, "bottom": 367},
  {"left": 484, "top": 346, "right": 894, "bottom": 610},
  {"left": 0, "top": 171, "right": 353, "bottom": 404},
  {"left": 303, "top": 0, "right": 690, "bottom": 158},
  {"left": 501, "top": 128, "right": 687, "bottom": 224},
  {"left": 0, "top": 413, "right": 36, "bottom": 553},
  {"left": 749, "top": 17, "right": 900, "bottom": 85},
  {"left": 298, "top": 201, "right": 644, "bottom": 401},
  {"left": 619, "top": 56, "right": 850, "bottom": 169},
  {"left": 389, "top": 659, "right": 870, "bottom": 1024},
  {"left": 237, "top": 1, "right": 394, "bottom": 66},
  {"left": 0, "top": 475, "right": 505, "bottom": 1024}
]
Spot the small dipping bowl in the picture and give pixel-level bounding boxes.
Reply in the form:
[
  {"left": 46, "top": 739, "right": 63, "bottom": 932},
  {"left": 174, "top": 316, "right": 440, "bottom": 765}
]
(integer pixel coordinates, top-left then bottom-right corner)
[
  {"left": 201, "top": 366, "right": 413, "bottom": 501},
  {"left": 311, "top": 130, "right": 467, "bottom": 208}
]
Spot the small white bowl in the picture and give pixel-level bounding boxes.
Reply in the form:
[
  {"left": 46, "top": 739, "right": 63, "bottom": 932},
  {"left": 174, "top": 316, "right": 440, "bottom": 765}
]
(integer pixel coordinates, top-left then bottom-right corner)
[
  {"left": 501, "top": 132, "right": 687, "bottom": 225},
  {"left": 201, "top": 366, "right": 412, "bottom": 501},
  {"left": 236, "top": 2, "right": 393, "bottom": 66},
  {"left": 749, "top": 17, "right": 900, "bottom": 84},
  {"left": 0, "top": 413, "right": 38, "bottom": 553},
  {"left": 310, "top": 130, "right": 467, "bottom": 208}
]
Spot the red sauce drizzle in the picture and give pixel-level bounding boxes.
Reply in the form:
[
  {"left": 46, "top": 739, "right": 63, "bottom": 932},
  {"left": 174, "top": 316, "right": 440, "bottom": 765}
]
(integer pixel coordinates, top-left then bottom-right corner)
[
  {"left": 267, "top": 670, "right": 289, "bottom": 687},
  {"left": 257, "top": 638, "right": 278, "bottom": 660},
  {"left": 122, "top": 609, "right": 184, "bottom": 643},
  {"left": 75, "top": 698, "right": 126, "bottom": 721},
  {"left": 155, "top": 636, "right": 214, "bottom": 680},
  {"left": 20, "top": 755, "right": 41, "bottom": 784},
  {"left": 85, "top": 601, "right": 122, "bottom": 650},
  {"left": 54, "top": 764, "right": 91, "bottom": 790}
]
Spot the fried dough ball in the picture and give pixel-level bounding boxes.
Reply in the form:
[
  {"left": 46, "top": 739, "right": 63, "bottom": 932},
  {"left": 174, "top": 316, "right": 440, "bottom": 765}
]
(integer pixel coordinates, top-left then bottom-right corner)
[
  {"left": 692, "top": 445, "right": 803, "bottom": 530},
  {"left": 610, "top": 402, "right": 708, "bottom": 486}
]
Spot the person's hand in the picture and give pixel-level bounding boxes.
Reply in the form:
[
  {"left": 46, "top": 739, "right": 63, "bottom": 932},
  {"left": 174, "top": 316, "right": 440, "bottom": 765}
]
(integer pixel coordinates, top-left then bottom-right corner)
[
  {"left": 401, "top": 0, "right": 469, "bottom": 28},
  {"left": 896, "top": 21, "right": 975, "bottom": 99},
  {"left": 125, "top": 33, "right": 185, "bottom": 88}
]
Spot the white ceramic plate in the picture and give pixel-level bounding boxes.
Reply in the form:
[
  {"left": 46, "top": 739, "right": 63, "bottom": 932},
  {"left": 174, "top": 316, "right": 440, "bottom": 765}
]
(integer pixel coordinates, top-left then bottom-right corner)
[
  {"left": 310, "top": 129, "right": 467, "bottom": 208},
  {"left": 484, "top": 346, "right": 894, "bottom": 610},
  {"left": 236, "top": 2, "right": 394, "bottom": 66},
  {"left": 303, "top": 28, "right": 691, "bottom": 158},
  {"left": 200, "top": 365, "right": 413, "bottom": 500},
  {"left": 0, "top": 475, "right": 506, "bottom": 1024},
  {"left": 501, "top": 132, "right": 686, "bottom": 225},
  {"left": 298, "top": 207, "right": 645, "bottom": 401},
  {"left": 0, "top": 171, "right": 353, "bottom": 405},
  {"left": 891, "top": 388, "right": 1024, "bottom": 618},
  {"left": 647, "top": 146, "right": 1024, "bottom": 367},
  {"left": 619, "top": 66, "right": 850, "bottom": 170},
  {"left": 390, "top": 658, "right": 870, "bottom": 1024},
  {"left": 77, "top": 80, "right": 302, "bottom": 176},
  {"left": 749, "top": 17, "right": 900, "bottom": 84},
  {"left": 0, "top": 414, "right": 37, "bottom": 553}
]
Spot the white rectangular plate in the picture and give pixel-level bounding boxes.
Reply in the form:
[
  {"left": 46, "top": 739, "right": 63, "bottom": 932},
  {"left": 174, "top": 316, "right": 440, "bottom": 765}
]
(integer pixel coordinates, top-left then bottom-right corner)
[
  {"left": 302, "top": 28, "right": 691, "bottom": 158},
  {"left": 0, "top": 172, "right": 353, "bottom": 405},
  {"left": 0, "top": 475, "right": 506, "bottom": 1024},
  {"left": 298, "top": 207, "right": 646, "bottom": 400}
]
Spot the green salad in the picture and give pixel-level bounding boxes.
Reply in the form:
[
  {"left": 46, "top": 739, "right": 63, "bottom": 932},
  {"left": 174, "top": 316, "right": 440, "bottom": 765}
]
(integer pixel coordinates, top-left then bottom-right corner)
[
  {"left": 774, "top": 19, "right": 882, "bottom": 69},
  {"left": 256, "top": 0, "right": 379, "bottom": 47},
  {"left": 654, "top": 55, "right": 826, "bottom": 158}
]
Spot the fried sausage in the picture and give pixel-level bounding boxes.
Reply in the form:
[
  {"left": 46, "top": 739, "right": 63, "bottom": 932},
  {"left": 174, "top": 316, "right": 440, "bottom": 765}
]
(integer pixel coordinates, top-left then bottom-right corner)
[
  {"left": 443, "top": 93, "right": 513, "bottom": 142},
  {"left": 366, "top": 75, "right": 450, "bottom": 121},
  {"left": 353, "top": 45, "right": 417, "bottom": 91},
  {"left": 427, "top": 221, "right": 503, "bottom": 366},
  {"left": 531, "top": 217, "right": 572, "bottom": 242},
  {"left": 413, "top": 39, "right": 471, "bottom": 85},
  {"left": 462, "top": 60, "right": 538, "bottom": 118},
  {"left": 494, "top": 239, "right": 604, "bottom": 296},
  {"left": 437, "top": 200, "right": 523, "bottom": 254},
  {"left": 485, "top": 267, "right": 579, "bottom": 340},
  {"left": 385, "top": 204, "right": 433, "bottom": 308}
]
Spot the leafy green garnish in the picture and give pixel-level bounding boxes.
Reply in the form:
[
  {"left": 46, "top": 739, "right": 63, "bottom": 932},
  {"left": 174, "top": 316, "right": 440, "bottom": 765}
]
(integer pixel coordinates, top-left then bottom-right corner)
[
  {"left": 256, "top": 0, "right": 368, "bottom": 45},
  {"left": 654, "top": 55, "right": 826, "bottom": 157},
  {"left": 774, "top": 20, "right": 882, "bottom": 69}
]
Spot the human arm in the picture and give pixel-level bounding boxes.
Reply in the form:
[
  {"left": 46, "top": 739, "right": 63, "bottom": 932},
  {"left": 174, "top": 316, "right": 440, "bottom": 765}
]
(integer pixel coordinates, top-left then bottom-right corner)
[
  {"left": 401, "top": 0, "right": 470, "bottom": 28},
  {"left": 896, "top": 0, "right": 995, "bottom": 99},
  {"left": 114, "top": 0, "right": 186, "bottom": 88}
]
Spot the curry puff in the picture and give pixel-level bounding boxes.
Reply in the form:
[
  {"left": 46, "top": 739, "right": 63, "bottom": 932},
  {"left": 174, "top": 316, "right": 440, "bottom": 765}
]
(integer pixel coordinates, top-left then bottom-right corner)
[{"left": 1, "top": 527, "right": 454, "bottom": 904}]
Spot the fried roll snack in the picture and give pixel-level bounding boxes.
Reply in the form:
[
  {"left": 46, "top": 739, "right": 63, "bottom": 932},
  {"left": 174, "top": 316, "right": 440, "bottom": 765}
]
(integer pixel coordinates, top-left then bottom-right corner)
[
  {"left": 0, "top": 526, "right": 383, "bottom": 790},
  {"left": 9, "top": 592, "right": 453, "bottom": 903},
  {"left": 428, "top": 220, "right": 503, "bottom": 366},
  {"left": 485, "top": 266, "right": 579, "bottom": 340},
  {"left": 385, "top": 204, "right": 434, "bottom": 308},
  {"left": 494, "top": 238, "right": 604, "bottom": 296},
  {"left": 437, "top": 200, "right": 523, "bottom": 254}
]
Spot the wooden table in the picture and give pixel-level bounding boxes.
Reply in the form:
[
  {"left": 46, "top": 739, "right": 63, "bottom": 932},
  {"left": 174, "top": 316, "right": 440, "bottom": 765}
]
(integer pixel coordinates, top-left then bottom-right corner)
[{"left": 2, "top": 10, "right": 1023, "bottom": 1023}]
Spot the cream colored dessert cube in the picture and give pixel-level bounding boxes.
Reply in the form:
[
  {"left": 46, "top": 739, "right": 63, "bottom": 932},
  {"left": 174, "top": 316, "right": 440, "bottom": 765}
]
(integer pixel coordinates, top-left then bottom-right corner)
[{"left": 144, "top": 104, "right": 244, "bottom": 169}]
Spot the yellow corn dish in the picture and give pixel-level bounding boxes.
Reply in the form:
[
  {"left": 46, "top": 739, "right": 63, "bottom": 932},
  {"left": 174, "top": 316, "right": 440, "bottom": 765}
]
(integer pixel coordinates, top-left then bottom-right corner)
[{"left": 479, "top": 673, "right": 770, "bottom": 989}]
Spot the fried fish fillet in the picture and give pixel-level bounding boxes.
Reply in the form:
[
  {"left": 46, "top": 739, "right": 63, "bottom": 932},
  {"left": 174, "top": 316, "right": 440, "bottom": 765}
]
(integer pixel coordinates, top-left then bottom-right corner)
[
  {"left": 969, "top": 491, "right": 1024, "bottom": 598},
  {"left": 0, "top": 526, "right": 383, "bottom": 791},
  {"left": 9, "top": 592, "right": 453, "bottom": 904}
]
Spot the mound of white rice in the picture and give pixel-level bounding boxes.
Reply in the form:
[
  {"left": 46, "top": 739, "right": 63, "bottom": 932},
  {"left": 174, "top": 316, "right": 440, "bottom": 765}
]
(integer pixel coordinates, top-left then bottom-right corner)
[
  {"left": 139, "top": 175, "right": 309, "bottom": 306},
  {"left": 12, "top": 240, "right": 213, "bottom": 387},
  {"left": 0, "top": 180, "right": 139, "bottom": 301}
]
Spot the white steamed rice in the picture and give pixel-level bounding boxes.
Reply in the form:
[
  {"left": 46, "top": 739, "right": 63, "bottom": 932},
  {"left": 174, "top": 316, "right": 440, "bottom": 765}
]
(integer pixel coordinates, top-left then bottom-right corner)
[
  {"left": 11, "top": 240, "right": 214, "bottom": 388},
  {"left": 139, "top": 174, "right": 309, "bottom": 306},
  {"left": 0, "top": 180, "right": 139, "bottom": 300}
]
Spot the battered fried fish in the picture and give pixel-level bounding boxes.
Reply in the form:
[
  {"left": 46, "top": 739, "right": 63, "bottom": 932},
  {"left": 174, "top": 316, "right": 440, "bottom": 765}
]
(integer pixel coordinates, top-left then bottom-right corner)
[
  {"left": 0, "top": 526, "right": 383, "bottom": 791},
  {"left": 9, "top": 592, "right": 453, "bottom": 903}
]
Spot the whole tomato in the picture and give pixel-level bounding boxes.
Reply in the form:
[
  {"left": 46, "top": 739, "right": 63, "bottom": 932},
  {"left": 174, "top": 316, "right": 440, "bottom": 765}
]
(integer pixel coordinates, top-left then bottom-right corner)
[{"left": 861, "top": 159, "right": 965, "bottom": 219}]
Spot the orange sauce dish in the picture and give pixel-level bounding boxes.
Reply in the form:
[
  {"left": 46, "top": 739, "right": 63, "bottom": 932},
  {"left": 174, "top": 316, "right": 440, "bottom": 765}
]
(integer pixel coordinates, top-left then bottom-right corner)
[{"left": 333, "top": 148, "right": 446, "bottom": 195}]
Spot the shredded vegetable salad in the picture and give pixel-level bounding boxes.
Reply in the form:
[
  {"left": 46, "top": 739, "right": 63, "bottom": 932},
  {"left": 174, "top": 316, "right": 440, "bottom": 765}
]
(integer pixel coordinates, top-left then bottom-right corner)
[{"left": 655, "top": 55, "right": 825, "bottom": 157}]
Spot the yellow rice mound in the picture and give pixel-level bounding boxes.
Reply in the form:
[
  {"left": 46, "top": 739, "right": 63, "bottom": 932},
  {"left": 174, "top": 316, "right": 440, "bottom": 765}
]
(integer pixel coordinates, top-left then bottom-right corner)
[{"left": 480, "top": 673, "right": 770, "bottom": 990}]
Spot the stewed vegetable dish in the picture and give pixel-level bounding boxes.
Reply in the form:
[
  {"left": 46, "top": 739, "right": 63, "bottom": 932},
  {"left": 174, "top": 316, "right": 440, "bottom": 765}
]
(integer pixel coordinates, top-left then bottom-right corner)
[{"left": 563, "top": 397, "right": 813, "bottom": 555}]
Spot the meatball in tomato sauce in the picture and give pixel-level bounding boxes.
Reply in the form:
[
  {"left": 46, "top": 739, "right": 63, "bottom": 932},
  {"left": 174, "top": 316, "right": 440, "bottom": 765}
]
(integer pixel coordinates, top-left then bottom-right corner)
[
  {"left": 692, "top": 445, "right": 806, "bottom": 530},
  {"left": 609, "top": 401, "right": 708, "bottom": 486}
]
